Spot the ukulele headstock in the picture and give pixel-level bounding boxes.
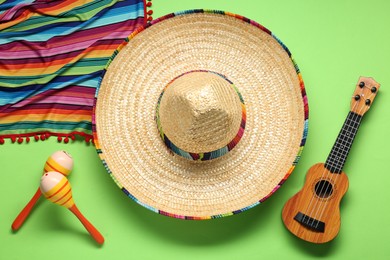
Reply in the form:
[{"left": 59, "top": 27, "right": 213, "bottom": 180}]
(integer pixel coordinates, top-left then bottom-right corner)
[{"left": 350, "top": 77, "right": 380, "bottom": 116}]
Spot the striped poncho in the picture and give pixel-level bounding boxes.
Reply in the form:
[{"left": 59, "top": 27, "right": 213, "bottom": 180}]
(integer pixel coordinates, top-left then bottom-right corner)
[{"left": 0, "top": 0, "right": 151, "bottom": 144}]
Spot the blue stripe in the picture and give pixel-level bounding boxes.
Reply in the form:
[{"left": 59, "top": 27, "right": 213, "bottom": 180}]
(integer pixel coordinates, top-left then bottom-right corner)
[
  {"left": 0, "top": 3, "right": 144, "bottom": 44},
  {"left": 0, "top": 72, "right": 102, "bottom": 105},
  {"left": 3, "top": 0, "right": 141, "bottom": 32},
  {"left": 0, "top": 0, "right": 33, "bottom": 14},
  {"left": 0, "top": 120, "right": 92, "bottom": 131}
]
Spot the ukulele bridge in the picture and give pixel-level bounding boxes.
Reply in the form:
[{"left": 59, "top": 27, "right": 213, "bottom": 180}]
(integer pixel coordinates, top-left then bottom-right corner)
[{"left": 294, "top": 212, "right": 325, "bottom": 233}]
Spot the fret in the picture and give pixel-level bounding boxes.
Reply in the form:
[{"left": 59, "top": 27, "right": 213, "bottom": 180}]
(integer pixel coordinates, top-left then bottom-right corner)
[
  {"left": 332, "top": 139, "right": 353, "bottom": 150},
  {"left": 345, "top": 119, "right": 360, "bottom": 128},
  {"left": 325, "top": 161, "right": 343, "bottom": 173},
  {"left": 326, "top": 153, "right": 346, "bottom": 173},
  {"left": 325, "top": 112, "right": 362, "bottom": 173},
  {"left": 326, "top": 147, "right": 355, "bottom": 172},
  {"left": 328, "top": 150, "right": 348, "bottom": 163},
  {"left": 327, "top": 151, "right": 349, "bottom": 171},
  {"left": 337, "top": 134, "right": 353, "bottom": 144}
]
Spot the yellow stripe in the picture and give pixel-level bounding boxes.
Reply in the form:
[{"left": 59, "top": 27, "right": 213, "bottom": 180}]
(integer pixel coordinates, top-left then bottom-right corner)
[
  {"left": 0, "top": 114, "right": 91, "bottom": 124},
  {"left": 55, "top": 191, "right": 74, "bottom": 209},
  {"left": 45, "top": 179, "right": 74, "bottom": 209},
  {"left": 61, "top": 194, "right": 75, "bottom": 209},
  {"left": 44, "top": 164, "right": 55, "bottom": 173},
  {"left": 45, "top": 157, "right": 71, "bottom": 175},
  {"left": 0, "top": 49, "right": 115, "bottom": 76},
  {"left": 43, "top": 177, "right": 67, "bottom": 197},
  {"left": 52, "top": 188, "right": 70, "bottom": 203}
]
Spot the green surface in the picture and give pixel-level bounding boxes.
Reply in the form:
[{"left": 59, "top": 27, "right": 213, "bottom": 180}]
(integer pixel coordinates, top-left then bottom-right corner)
[{"left": 1, "top": 0, "right": 389, "bottom": 259}]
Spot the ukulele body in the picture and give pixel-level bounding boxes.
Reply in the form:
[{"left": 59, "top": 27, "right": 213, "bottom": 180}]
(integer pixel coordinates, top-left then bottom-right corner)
[
  {"left": 282, "top": 77, "right": 380, "bottom": 244},
  {"left": 282, "top": 163, "right": 349, "bottom": 243}
]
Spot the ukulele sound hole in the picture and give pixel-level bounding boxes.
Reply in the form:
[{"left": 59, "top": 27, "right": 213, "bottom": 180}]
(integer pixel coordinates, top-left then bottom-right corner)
[{"left": 314, "top": 180, "right": 333, "bottom": 198}]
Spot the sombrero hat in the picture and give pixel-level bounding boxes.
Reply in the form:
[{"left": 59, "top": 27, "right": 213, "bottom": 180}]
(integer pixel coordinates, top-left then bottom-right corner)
[{"left": 93, "top": 10, "right": 309, "bottom": 219}]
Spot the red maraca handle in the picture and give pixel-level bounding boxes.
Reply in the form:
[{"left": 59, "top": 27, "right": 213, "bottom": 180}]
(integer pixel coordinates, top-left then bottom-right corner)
[
  {"left": 69, "top": 205, "right": 104, "bottom": 245},
  {"left": 11, "top": 188, "right": 42, "bottom": 231}
]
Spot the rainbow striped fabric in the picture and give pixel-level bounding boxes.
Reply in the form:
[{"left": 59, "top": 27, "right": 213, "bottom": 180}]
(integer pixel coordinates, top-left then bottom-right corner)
[{"left": 0, "top": 0, "right": 150, "bottom": 144}]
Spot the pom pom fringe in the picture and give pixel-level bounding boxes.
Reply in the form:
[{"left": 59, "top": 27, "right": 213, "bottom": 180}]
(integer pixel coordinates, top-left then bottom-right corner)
[{"left": 0, "top": 132, "right": 94, "bottom": 145}]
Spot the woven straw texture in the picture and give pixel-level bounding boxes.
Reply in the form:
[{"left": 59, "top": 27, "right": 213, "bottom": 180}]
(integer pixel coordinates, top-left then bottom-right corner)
[
  {"left": 158, "top": 71, "right": 243, "bottom": 154},
  {"left": 156, "top": 70, "right": 246, "bottom": 161},
  {"left": 93, "top": 10, "right": 309, "bottom": 219}
]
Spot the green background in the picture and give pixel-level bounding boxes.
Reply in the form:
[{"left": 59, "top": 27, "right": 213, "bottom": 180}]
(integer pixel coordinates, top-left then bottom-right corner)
[{"left": 1, "top": 0, "right": 389, "bottom": 259}]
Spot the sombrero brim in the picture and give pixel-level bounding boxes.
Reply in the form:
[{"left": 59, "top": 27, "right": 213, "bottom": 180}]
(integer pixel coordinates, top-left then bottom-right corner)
[{"left": 93, "top": 10, "right": 309, "bottom": 219}]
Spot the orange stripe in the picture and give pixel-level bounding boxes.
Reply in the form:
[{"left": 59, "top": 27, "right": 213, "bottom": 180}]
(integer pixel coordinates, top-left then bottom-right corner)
[
  {"left": 45, "top": 161, "right": 61, "bottom": 174},
  {"left": 54, "top": 188, "right": 71, "bottom": 204},
  {"left": 0, "top": 56, "right": 76, "bottom": 70},
  {"left": 46, "top": 157, "right": 71, "bottom": 175},
  {"left": 60, "top": 194, "right": 73, "bottom": 207},
  {"left": 0, "top": 48, "right": 114, "bottom": 75},
  {"left": 0, "top": 109, "right": 91, "bottom": 116},
  {"left": 0, "top": 46, "right": 115, "bottom": 70},
  {"left": 0, "top": 1, "right": 87, "bottom": 31},
  {"left": 0, "top": 10, "right": 33, "bottom": 30},
  {"left": 0, "top": 114, "right": 91, "bottom": 124},
  {"left": 44, "top": 165, "right": 54, "bottom": 173},
  {"left": 5, "top": 26, "right": 135, "bottom": 51},
  {"left": 47, "top": 180, "right": 68, "bottom": 199},
  {"left": 38, "top": 0, "right": 89, "bottom": 15}
]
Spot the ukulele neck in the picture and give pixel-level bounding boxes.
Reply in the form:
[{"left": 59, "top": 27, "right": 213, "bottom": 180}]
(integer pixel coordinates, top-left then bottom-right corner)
[{"left": 324, "top": 111, "right": 363, "bottom": 173}]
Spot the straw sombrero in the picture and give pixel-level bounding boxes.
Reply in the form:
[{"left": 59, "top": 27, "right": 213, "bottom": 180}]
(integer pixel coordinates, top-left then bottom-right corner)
[{"left": 93, "top": 10, "right": 309, "bottom": 219}]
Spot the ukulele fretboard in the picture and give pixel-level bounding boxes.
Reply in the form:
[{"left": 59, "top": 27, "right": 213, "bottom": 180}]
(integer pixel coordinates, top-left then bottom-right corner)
[{"left": 324, "top": 111, "right": 362, "bottom": 173}]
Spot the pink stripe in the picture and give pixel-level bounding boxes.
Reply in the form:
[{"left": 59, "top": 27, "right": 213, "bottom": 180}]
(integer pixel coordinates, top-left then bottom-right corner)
[
  {"left": 2, "top": 39, "right": 99, "bottom": 59},
  {"left": 303, "top": 95, "right": 308, "bottom": 105},
  {"left": 1, "top": 30, "right": 133, "bottom": 59},
  {"left": 0, "top": 3, "right": 30, "bottom": 21},
  {"left": 14, "top": 96, "right": 94, "bottom": 108},
  {"left": 1, "top": 20, "right": 142, "bottom": 50},
  {"left": 237, "top": 126, "right": 245, "bottom": 137},
  {"left": 18, "top": 41, "right": 95, "bottom": 58}
]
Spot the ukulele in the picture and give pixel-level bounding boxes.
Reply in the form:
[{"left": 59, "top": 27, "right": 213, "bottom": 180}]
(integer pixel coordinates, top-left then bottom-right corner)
[{"left": 282, "top": 77, "right": 380, "bottom": 244}]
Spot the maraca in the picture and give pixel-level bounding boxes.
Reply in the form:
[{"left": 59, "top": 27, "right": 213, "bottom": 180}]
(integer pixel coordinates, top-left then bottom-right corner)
[
  {"left": 11, "top": 151, "right": 73, "bottom": 231},
  {"left": 40, "top": 171, "right": 104, "bottom": 245}
]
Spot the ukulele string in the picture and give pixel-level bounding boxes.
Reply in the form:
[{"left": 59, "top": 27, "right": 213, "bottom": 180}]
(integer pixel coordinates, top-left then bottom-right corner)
[
  {"left": 310, "top": 108, "right": 361, "bottom": 230},
  {"left": 301, "top": 120, "right": 350, "bottom": 232},
  {"left": 312, "top": 88, "right": 372, "bottom": 230},
  {"left": 301, "top": 157, "right": 330, "bottom": 226},
  {"left": 304, "top": 89, "right": 363, "bottom": 242},
  {"left": 310, "top": 86, "right": 373, "bottom": 237},
  {"left": 312, "top": 109, "right": 360, "bottom": 215},
  {"left": 300, "top": 101, "right": 361, "bottom": 229},
  {"left": 302, "top": 84, "right": 370, "bottom": 237},
  {"left": 299, "top": 111, "right": 354, "bottom": 230}
]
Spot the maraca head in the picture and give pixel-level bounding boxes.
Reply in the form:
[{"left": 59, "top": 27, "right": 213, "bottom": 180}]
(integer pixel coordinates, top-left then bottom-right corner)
[
  {"left": 44, "top": 151, "right": 73, "bottom": 176},
  {"left": 40, "top": 171, "right": 74, "bottom": 209}
]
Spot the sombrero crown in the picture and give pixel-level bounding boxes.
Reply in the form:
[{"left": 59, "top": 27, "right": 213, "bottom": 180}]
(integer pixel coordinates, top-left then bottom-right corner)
[{"left": 156, "top": 70, "right": 246, "bottom": 160}]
